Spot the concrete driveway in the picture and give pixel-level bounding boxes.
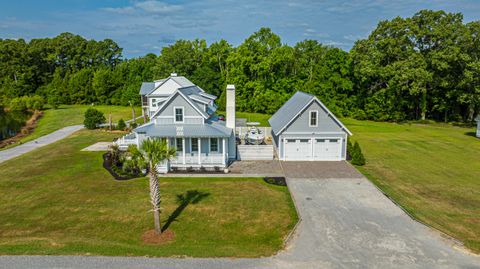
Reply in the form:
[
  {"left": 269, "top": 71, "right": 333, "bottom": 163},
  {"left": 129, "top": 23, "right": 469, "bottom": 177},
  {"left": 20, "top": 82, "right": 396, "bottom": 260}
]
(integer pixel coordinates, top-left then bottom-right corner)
[
  {"left": 1, "top": 161, "right": 479, "bottom": 268},
  {"left": 277, "top": 176, "right": 480, "bottom": 268},
  {"left": 0, "top": 125, "right": 84, "bottom": 163}
]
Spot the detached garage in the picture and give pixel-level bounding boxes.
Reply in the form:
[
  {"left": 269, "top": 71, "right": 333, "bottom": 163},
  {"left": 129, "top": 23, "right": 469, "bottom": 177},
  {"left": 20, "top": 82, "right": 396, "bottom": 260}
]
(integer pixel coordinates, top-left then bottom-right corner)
[{"left": 269, "top": 91, "right": 352, "bottom": 161}]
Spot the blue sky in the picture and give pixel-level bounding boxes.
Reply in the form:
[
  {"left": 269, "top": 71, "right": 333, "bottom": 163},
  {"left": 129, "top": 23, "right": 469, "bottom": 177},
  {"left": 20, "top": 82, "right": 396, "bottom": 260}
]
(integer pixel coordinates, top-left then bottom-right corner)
[{"left": 1, "top": 0, "right": 479, "bottom": 58}]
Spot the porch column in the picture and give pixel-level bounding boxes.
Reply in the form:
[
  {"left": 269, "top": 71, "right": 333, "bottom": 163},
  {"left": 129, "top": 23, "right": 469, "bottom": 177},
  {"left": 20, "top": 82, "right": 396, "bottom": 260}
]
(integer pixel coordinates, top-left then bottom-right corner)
[
  {"left": 222, "top": 138, "right": 226, "bottom": 165},
  {"left": 198, "top": 138, "right": 202, "bottom": 165},
  {"left": 182, "top": 137, "right": 186, "bottom": 165}
]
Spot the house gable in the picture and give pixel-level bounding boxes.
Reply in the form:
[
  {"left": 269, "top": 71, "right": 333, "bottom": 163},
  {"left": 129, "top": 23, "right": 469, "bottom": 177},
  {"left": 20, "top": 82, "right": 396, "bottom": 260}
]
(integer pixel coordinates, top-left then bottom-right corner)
[
  {"left": 151, "top": 91, "right": 208, "bottom": 122},
  {"left": 282, "top": 100, "right": 347, "bottom": 134},
  {"left": 149, "top": 78, "right": 182, "bottom": 96}
]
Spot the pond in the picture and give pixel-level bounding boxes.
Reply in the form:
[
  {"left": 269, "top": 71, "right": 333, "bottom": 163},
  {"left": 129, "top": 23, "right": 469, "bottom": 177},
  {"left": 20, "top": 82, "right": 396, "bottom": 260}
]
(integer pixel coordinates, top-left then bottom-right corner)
[{"left": 0, "top": 110, "right": 31, "bottom": 141}]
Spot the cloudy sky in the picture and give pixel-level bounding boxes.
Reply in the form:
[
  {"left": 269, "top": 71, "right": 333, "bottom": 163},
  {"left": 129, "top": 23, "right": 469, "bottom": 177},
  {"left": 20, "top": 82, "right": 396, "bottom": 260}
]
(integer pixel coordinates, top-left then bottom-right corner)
[{"left": 1, "top": 0, "right": 479, "bottom": 58}]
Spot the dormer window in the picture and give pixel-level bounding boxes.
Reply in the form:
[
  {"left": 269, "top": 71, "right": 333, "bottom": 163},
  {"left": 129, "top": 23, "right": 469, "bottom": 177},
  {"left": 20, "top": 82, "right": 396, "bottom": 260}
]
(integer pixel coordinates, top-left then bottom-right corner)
[
  {"left": 174, "top": 107, "right": 184, "bottom": 123},
  {"left": 309, "top": 110, "right": 318, "bottom": 127}
]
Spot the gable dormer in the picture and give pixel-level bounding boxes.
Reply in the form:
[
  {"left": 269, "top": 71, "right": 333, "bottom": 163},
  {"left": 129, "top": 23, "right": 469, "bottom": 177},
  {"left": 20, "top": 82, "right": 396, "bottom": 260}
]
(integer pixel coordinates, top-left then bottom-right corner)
[{"left": 151, "top": 90, "right": 209, "bottom": 125}]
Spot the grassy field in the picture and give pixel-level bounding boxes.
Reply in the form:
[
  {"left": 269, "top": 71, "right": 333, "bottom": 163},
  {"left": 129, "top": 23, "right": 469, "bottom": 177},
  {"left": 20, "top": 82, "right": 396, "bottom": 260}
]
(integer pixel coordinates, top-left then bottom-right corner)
[
  {"left": 0, "top": 129, "right": 297, "bottom": 257},
  {"left": 343, "top": 118, "right": 480, "bottom": 253},
  {"left": 2, "top": 105, "right": 141, "bottom": 150},
  {"left": 217, "top": 111, "right": 272, "bottom": 126}
]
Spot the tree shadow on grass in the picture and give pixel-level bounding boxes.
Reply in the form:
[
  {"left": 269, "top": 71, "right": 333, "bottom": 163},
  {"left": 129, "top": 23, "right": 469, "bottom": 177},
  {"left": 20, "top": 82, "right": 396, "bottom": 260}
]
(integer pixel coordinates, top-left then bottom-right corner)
[{"left": 162, "top": 190, "right": 210, "bottom": 232}]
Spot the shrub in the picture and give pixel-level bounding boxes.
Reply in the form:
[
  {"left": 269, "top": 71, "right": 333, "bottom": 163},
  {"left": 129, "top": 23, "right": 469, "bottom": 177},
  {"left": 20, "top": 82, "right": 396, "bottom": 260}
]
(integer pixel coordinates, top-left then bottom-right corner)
[
  {"left": 130, "top": 122, "right": 138, "bottom": 129},
  {"left": 9, "top": 98, "right": 27, "bottom": 111},
  {"left": 47, "top": 95, "right": 61, "bottom": 109},
  {"left": 84, "top": 108, "right": 105, "bottom": 129},
  {"left": 9, "top": 95, "right": 45, "bottom": 111},
  {"left": 27, "top": 95, "right": 45, "bottom": 110},
  {"left": 117, "top": 118, "right": 126, "bottom": 130},
  {"left": 346, "top": 139, "right": 354, "bottom": 160},
  {"left": 351, "top": 141, "right": 366, "bottom": 166}
]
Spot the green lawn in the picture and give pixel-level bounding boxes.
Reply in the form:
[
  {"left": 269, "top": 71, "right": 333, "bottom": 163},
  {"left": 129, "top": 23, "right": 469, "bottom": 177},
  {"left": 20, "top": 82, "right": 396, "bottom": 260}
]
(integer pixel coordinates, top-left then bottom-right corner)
[
  {"left": 0, "top": 129, "right": 297, "bottom": 257},
  {"left": 343, "top": 118, "right": 480, "bottom": 253},
  {"left": 2, "top": 105, "right": 140, "bottom": 150},
  {"left": 217, "top": 111, "right": 271, "bottom": 126}
]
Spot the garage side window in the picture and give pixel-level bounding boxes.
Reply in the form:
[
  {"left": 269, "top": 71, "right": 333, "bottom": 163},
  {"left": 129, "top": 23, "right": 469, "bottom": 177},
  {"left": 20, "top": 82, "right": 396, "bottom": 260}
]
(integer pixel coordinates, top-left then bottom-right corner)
[{"left": 309, "top": 110, "right": 318, "bottom": 127}]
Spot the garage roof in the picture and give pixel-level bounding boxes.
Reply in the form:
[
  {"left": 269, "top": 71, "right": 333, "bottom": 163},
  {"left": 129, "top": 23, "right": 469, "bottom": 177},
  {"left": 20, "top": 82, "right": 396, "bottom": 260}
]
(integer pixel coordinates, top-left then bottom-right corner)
[{"left": 269, "top": 91, "right": 352, "bottom": 136}]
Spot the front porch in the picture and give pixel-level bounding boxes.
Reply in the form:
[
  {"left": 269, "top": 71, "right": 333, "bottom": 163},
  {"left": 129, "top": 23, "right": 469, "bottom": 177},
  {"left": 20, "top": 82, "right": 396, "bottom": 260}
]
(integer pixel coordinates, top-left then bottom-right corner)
[{"left": 166, "top": 137, "right": 228, "bottom": 171}]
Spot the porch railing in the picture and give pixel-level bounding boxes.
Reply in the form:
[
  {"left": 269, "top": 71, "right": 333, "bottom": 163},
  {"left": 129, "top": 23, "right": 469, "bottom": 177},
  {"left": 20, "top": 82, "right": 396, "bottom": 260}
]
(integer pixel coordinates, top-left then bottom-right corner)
[{"left": 170, "top": 153, "right": 224, "bottom": 165}]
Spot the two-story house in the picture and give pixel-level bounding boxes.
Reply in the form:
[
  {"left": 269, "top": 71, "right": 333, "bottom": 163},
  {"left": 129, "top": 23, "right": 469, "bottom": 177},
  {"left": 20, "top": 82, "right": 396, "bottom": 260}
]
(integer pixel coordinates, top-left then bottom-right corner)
[{"left": 118, "top": 73, "right": 237, "bottom": 173}]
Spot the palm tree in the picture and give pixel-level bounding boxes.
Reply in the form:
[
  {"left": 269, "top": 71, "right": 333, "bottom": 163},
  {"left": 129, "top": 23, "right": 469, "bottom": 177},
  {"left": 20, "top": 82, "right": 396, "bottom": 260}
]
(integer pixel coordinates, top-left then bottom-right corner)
[{"left": 125, "top": 138, "right": 176, "bottom": 234}]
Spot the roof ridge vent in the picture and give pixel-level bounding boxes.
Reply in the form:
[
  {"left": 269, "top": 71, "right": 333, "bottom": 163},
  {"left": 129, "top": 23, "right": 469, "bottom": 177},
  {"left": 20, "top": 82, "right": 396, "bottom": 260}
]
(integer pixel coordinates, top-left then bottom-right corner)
[{"left": 170, "top": 72, "right": 178, "bottom": 77}]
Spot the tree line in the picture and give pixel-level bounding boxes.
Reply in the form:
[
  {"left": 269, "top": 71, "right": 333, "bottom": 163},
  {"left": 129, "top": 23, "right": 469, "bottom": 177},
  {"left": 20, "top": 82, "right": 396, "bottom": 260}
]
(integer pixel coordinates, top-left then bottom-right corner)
[{"left": 1, "top": 10, "right": 479, "bottom": 122}]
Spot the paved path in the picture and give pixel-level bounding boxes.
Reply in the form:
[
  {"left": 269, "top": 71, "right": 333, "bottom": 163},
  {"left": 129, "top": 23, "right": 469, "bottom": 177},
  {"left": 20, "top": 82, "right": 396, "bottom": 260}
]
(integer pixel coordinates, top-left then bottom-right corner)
[
  {"left": 0, "top": 125, "right": 84, "bottom": 163},
  {"left": 1, "top": 163, "right": 479, "bottom": 268}
]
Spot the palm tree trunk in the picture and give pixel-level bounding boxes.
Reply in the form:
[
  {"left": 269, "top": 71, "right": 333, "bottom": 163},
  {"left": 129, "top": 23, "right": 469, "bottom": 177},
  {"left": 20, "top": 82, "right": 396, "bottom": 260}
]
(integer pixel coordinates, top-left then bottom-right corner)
[{"left": 148, "top": 165, "right": 162, "bottom": 234}]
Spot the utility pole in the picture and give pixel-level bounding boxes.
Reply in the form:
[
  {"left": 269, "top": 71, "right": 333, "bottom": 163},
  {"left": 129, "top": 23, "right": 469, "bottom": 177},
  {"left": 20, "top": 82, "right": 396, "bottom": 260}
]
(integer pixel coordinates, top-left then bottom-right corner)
[
  {"left": 129, "top": 101, "right": 135, "bottom": 125},
  {"left": 109, "top": 113, "right": 112, "bottom": 131}
]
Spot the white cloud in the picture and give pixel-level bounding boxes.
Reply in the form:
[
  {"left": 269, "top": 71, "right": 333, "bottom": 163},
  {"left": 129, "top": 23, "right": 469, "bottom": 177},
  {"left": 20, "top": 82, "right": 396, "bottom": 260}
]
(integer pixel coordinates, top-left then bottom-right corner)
[
  {"left": 343, "top": 34, "right": 367, "bottom": 41},
  {"left": 102, "top": 1, "right": 182, "bottom": 15},
  {"left": 135, "top": 1, "right": 183, "bottom": 14},
  {"left": 102, "top": 6, "right": 135, "bottom": 14}
]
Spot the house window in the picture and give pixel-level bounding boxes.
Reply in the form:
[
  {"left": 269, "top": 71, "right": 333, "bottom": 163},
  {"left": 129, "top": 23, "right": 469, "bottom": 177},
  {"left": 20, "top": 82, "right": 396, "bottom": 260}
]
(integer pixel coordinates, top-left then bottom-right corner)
[
  {"left": 191, "top": 138, "right": 198, "bottom": 152},
  {"left": 152, "top": 98, "right": 157, "bottom": 107},
  {"left": 309, "top": 111, "right": 318, "bottom": 127},
  {"left": 175, "top": 107, "right": 184, "bottom": 123},
  {"left": 176, "top": 138, "right": 183, "bottom": 152},
  {"left": 210, "top": 138, "right": 218, "bottom": 152}
]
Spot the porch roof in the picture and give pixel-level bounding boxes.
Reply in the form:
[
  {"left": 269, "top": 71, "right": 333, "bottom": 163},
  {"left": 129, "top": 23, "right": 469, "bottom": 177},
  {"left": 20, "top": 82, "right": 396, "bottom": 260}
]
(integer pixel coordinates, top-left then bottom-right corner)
[{"left": 134, "top": 122, "right": 232, "bottom": 138}]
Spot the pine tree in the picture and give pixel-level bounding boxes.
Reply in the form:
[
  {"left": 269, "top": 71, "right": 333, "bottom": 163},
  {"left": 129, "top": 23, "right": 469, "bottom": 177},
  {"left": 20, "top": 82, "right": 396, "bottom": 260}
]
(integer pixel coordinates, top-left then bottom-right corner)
[{"left": 351, "top": 141, "right": 366, "bottom": 166}]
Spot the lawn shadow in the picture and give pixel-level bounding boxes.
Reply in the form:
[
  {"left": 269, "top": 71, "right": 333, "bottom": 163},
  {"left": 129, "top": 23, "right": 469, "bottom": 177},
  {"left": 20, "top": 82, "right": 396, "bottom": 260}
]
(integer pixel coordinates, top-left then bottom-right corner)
[
  {"left": 162, "top": 190, "right": 210, "bottom": 232},
  {"left": 464, "top": 131, "right": 477, "bottom": 138}
]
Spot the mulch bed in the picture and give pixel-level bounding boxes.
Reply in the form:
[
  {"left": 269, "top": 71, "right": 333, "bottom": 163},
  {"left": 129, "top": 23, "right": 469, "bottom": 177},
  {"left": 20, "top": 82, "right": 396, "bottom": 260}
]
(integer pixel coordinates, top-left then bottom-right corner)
[
  {"left": 141, "top": 229, "right": 175, "bottom": 245},
  {"left": 103, "top": 153, "right": 142, "bottom": 180},
  {"left": 263, "top": 177, "right": 287, "bottom": 186}
]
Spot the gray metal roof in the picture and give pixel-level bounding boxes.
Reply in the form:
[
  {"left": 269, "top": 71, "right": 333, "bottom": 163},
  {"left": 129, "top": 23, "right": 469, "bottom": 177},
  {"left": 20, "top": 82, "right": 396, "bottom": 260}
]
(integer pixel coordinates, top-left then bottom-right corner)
[
  {"left": 269, "top": 91, "right": 314, "bottom": 135},
  {"left": 199, "top": 92, "right": 216, "bottom": 100},
  {"left": 139, "top": 82, "right": 155, "bottom": 95},
  {"left": 171, "top": 76, "right": 195, "bottom": 88},
  {"left": 269, "top": 91, "right": 352, "bottom": 136},
  {"left": 134, "top": 121, "right": 232, "bottom": 138}
]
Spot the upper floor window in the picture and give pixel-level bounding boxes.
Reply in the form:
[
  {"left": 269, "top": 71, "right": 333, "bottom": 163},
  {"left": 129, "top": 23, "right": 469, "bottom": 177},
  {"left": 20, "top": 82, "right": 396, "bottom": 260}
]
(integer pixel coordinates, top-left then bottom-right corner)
[
  {"left": 152, "top": 98, "right": 157, "bottom": 107},
  {"left": 175, "top": 107, "right": 184, "bottom": 123},
  {"left": 309, "top": 110, "right": 318, "bottom": 127}
]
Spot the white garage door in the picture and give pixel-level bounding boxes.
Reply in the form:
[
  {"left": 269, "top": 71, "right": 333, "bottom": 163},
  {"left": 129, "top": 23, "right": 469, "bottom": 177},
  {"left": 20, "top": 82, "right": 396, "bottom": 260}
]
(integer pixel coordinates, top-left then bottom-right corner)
[
  {"left": 285, "top": 139, "right": 311, "bottom": 160},
  {"left": 313, "top": 138, "right": 342, "bottom": 161},
  {"left": 284, "top": 137, "right": 342, "bottom": 161}
]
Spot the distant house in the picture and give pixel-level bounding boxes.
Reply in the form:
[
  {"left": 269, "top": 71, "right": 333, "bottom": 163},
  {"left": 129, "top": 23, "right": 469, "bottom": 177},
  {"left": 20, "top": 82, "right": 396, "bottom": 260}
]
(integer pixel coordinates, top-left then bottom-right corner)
[
  {"left": 476, "top": 116, "right": 480, "bottom": 138},
  {"left": 269, "top": 91, "right": 352, "bottom": 161},
  {"left": 117, "top": 73, "right": 237, "bottom": 173}
]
